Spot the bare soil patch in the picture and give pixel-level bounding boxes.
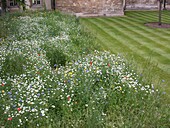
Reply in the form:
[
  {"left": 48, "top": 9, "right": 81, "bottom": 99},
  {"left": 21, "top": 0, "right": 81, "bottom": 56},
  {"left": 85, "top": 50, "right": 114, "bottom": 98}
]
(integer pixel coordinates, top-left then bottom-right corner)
[{"left": 145, "top": 22, "right": 170, "bottom": 28}]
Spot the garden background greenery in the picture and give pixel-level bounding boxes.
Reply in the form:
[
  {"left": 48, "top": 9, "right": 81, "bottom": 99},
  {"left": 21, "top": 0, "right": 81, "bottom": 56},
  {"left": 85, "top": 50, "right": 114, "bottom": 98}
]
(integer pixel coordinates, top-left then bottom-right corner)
[{"left": 0, "top": 11, "right": 170, "bottom": 127}]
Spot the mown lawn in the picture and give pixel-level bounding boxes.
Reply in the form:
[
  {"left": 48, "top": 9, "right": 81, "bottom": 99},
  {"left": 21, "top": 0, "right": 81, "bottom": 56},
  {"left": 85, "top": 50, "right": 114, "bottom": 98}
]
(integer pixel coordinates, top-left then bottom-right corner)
[{"left": 81, "top": 11, "right": 170, "bottom": 97}]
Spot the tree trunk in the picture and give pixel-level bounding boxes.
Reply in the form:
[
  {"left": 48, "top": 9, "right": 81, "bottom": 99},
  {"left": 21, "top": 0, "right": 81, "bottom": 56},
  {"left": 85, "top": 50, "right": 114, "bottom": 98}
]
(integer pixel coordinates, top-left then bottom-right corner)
[
  {"left": 163, "top": 0, "right": 166, "bottom": 10},
  {"left": 158, "top": 0, "right": 162, "bottom": 26},
  {"left": 29, "top": 0, "right": 33, "bottom": 8},
  {"left": 123, "top": 0, "right": 126, "bottom": 11},
  {"left": 2, "top": 0, "right": 7, "bottom": 13}
]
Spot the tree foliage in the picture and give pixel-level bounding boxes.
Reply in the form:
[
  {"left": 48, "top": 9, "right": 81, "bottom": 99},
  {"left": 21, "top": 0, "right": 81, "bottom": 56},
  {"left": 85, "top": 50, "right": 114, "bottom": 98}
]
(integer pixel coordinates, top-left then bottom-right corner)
[{"left": 16, "top": 0, "right": 26, "bottom": 11}]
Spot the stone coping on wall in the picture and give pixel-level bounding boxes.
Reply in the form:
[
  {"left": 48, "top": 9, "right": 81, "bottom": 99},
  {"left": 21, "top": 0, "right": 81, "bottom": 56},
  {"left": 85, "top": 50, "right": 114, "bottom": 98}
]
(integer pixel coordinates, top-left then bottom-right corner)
[
  {"left": 75, "top": 12, "right": 124, "bottom": 17},
  {"left": 126, "top": 4, "right": 170, "bottom": 10},
  {"left": 126, "top": 4, "right": 158, "bottom": 10}
]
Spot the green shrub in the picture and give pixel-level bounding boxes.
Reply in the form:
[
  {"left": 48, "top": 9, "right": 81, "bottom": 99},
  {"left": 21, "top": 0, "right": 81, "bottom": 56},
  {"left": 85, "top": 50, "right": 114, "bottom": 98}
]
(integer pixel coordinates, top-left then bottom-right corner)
[
  {"left": 1, "top": 53, "right": 27, "bottom": 77},
  {"left": 42, "top": 43, "right": 68, "bottom": 67}
]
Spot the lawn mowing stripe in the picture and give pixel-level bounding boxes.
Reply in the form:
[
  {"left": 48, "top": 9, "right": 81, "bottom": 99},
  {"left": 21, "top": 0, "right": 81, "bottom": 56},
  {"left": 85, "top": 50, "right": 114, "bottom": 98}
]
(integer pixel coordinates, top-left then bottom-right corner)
[
  {"left": 81, "top": 18, "right": 170, "bottom": 94},
  {"left": 87, "top": 18, "right": 165, "bottom": 61},
  {"left": 125, "top": 11, "right": 158, "bottom": 22},
  {"left": 162, "top": 11, "right": 170, "bottom": 20},
  {"left": 161, "top": 13, "right": 170, "bottom": 21},
  {"left": 127, "top": 11, "right": 157, "bottom": 18},
  {"left": 98, "top": 18, "right": 170, "bottom": 65},
  {"left": 111, "top": 18, "right": 170, "bottom": 47},
  {"left": 97, "top": 18, "right": 169, "bottom": 63},
  {"left": 97, "top": 18, "right": 170, "bottom": 62},
  {"left": 136, "top": 11, "right": 170, "bottom": 21},
  {"left": 90, "top": 18, "right": 170, "bottom": 73},
  {"left": 81, "top": 18, "right": 159, "bottom": 61},
  {"left": 126, "top": 13, "right": 158, "bottom": 23},
  {"left": 110, "top": 16, "right": 170, "bottom": 42},
  {"left": 124, "top": 13, "right": 170, "bottom": 39},
  {"left": 81, "top": 19, "right": 127, "bottom": 53},
  {"left": 81, "top": 18, "right": 135, "bottom": 54},
  {"left": 126, "top": 11, "right": 170, "bottom": 23},
  {"left": 88, "top": 18, "right": 150, "bottom": 55},
  {"left": 128, "top": 11, "right": 170, "bottom": 24},
  {"left": 125, "top": 12, "right": 156, "bottom": 22},
  {"left": 125, "top": 12, "right": 170, "bottom": 36},
  {"left": 82, "top": 18, "right": 153, "bottom": 58},
  {"left": 106, "top": 17, "right": 170, "bottom": 53},
  {"left": 126, "top": 10, "right": 169, "bottom": 22}
]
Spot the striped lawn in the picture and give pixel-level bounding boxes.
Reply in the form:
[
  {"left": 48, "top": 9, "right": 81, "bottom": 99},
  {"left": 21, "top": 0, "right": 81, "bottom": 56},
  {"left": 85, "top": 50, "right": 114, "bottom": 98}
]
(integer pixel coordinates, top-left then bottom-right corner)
[{"left": 80, "top": 11, "right": 170, "bottom": 95}]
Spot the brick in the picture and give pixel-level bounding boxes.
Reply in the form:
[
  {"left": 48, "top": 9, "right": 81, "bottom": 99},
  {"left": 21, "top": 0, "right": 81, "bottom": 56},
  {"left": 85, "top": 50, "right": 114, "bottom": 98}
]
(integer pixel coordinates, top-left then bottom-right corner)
[{"left": 56, "top": 0, "right": 124, "bottom": 17}]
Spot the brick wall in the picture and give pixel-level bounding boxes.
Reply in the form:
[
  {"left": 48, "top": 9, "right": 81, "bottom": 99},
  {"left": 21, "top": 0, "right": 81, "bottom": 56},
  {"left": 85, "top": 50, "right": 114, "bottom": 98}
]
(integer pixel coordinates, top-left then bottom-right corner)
[{"left": 56, "top": 0, "right": 124, "bottom": 17}]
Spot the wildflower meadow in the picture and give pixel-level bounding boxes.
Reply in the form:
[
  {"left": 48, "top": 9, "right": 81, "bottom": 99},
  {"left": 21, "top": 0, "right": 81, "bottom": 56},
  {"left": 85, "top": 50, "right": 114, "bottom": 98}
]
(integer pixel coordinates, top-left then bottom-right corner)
[{"left": 0, "top": 11, "right": 170, "bottom": 128}]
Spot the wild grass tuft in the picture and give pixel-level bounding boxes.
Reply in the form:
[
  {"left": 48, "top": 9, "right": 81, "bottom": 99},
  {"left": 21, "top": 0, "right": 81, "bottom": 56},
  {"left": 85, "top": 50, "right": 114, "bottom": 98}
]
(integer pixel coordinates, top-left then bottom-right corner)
[{"left": 42, "top": 43, "right": 68, "bottom": 67}]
